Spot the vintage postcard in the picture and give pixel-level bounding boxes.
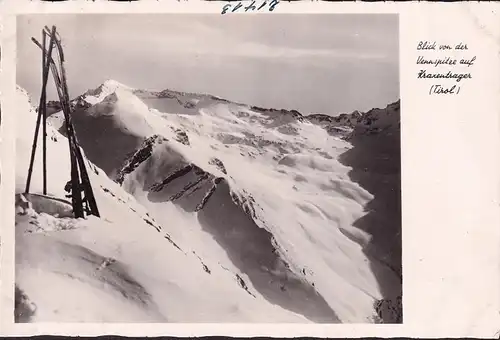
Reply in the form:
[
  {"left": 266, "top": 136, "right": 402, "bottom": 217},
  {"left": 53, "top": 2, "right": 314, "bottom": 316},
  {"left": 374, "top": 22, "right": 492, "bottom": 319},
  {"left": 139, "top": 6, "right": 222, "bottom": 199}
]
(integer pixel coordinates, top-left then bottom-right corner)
[{"left": 0, "top": 1, "right": 499, "bottom": 338}]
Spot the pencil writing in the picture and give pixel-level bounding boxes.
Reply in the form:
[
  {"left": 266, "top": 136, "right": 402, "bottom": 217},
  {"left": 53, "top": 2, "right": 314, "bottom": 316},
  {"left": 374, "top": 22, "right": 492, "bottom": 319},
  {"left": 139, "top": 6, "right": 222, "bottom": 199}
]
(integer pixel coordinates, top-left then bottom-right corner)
[{"left": 221, "top": 0, "right": 280, "bottom": 14}]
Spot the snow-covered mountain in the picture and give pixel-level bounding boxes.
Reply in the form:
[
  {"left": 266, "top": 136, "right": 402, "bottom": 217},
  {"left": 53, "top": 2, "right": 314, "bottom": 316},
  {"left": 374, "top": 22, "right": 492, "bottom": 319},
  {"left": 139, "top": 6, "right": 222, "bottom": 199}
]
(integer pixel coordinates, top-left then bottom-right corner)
[{"left": 15, "top": 80, "right": 402, "bottom": 323}]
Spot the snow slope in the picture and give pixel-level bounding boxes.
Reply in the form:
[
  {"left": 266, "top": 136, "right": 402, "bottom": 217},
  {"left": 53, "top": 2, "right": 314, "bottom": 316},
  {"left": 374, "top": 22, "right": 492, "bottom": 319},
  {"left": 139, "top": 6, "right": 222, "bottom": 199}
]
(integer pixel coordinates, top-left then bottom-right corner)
[{"left": 15, "top": 81, "right": 401, "bottom": 323}]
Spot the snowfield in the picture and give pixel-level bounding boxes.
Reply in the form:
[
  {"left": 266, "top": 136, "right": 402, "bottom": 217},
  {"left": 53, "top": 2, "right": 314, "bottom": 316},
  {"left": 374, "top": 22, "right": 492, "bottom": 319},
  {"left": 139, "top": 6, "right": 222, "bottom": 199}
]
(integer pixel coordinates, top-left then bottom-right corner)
[{"left": 15, "top": 81, "right": 401, "bottom": 323}]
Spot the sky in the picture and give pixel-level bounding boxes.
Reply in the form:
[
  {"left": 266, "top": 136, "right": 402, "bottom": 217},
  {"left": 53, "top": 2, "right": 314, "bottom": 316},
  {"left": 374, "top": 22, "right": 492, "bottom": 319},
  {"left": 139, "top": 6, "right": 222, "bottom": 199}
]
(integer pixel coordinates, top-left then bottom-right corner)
[{"left": 17, "top": 14, "right": 399, "bottom": 116}]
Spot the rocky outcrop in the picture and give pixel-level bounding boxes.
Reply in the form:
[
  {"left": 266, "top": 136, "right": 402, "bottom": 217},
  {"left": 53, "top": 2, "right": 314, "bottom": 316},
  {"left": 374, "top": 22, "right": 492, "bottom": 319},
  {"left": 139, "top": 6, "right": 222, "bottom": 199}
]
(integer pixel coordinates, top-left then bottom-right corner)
[
  {"left": 305, "top": 110, "right": 363, "bottom": 138},
  {"left": 307, "top": 110, "right": 362, "bottom": 127},
  {"left": 83, "top": 83, "right": 105, "bottom": 98},
  {"left": 208, "top": 157, "right": 227, "bottom": 175},
  {"left": 46, "top": 101, "right": 62, "bottom": 116},
  {"left": 116, "top": 134, "right": 168, "bottom": 184},
  {"left": 195, "top": 177, "right": 223, "bottom": 212},
  {"left": 346, "top": 100, "right": 400, "bottom": 140},
  {"left": 150, "top": 164, "right": 196, "bottom": 193},
  {"left": 173, "top": 129, "right": 190, "bottom": 146},
  {"left": 45, "top": 96, "right": 92, "bottom": 117},
  {"left": 374, "top": 295, "right": 402, "bottom": 323},
  {"left": 15, "top": 286, "right": 36, "bottom": 323}
]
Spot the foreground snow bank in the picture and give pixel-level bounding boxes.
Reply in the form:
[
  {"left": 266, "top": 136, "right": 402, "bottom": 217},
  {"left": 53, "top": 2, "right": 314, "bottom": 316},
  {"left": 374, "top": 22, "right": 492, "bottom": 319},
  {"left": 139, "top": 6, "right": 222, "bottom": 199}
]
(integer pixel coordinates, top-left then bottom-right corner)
[{"left": 16, "top": 194, "right": 311, "bottom": 323}]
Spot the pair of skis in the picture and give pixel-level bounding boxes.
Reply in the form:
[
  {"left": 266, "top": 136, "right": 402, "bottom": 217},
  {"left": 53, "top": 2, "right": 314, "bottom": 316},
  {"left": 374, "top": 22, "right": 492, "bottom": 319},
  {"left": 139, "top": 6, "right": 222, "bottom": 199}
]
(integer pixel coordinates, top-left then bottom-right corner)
[{"left": 25, "top": 26, "right": 100, "bottom": 218}]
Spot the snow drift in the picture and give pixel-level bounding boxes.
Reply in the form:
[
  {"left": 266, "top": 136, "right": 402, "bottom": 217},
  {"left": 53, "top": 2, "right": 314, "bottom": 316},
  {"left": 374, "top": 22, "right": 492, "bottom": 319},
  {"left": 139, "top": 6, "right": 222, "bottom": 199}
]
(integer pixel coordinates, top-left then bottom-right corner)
[{"left": 15, "top": 80, "right": 402, "bottom": 323}]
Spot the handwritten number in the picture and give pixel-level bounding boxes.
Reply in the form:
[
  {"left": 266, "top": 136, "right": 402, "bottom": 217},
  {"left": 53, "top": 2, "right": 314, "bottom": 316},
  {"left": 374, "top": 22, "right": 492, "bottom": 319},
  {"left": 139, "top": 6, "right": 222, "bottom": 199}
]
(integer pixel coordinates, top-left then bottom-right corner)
[
  {"left": 222, "top": 0, "right": 278, "bottom": 14},
  {"left": 221, "top": 4, "right": 231, "bottom": 14},
  {"left": 269, "top": 0, "right": 279, "bottom": 11},
  {"left": 257, "top": 1, "right": 267, "bottom": 9},
  {"left": 232, "top": 2, "right": 243, "bottom": 12},
  {"left": 245, "top": 0, "right": 256, "bottom": 12}
]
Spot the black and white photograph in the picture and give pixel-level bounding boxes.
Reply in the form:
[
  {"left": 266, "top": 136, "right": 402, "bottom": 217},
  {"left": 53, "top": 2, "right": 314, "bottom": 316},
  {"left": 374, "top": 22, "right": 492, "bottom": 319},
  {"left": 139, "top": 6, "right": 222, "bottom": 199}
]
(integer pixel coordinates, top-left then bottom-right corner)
[{"left": 14, "top": 14, "right": 401, "bottom": 324}]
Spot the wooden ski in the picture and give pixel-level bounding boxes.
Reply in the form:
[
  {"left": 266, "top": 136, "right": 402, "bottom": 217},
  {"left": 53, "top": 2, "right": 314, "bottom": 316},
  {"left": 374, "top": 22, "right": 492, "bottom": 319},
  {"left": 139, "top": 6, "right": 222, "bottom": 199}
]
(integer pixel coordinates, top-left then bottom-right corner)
[
  {"left": 51, "top": 31, "right": 100, "bottom": 217},
  {"left": 25, "top": 27, "right": 57, "bottom": 194},
  {"left": 41, "top": 29, "right": 47, "bottom": 195}
]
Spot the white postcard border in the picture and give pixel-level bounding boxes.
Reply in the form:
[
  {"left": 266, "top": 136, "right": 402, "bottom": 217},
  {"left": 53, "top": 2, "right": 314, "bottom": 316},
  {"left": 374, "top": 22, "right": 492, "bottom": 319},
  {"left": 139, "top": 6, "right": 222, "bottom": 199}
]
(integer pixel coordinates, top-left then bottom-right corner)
[{"left": 1, "top": 1, "right": 499, "bottom": 338}]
